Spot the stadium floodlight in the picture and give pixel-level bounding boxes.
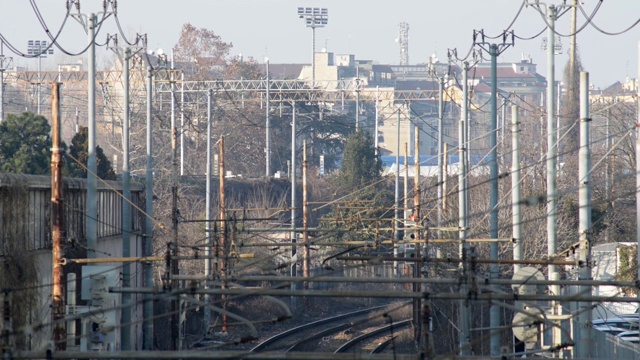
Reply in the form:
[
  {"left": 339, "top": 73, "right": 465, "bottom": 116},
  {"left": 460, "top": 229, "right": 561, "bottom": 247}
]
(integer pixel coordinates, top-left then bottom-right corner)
[
  {"left": 27, "top": 40, "right": 54, "bottom": 115},
  {"left": 297, "top": 7, "right": 328, "bottom": 87}
]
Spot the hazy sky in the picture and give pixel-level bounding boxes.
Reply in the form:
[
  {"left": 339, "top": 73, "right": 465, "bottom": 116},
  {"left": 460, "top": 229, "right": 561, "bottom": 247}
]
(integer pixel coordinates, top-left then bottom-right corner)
[{"left": 1, "top": 1, "right": 639, "bottom": 88}]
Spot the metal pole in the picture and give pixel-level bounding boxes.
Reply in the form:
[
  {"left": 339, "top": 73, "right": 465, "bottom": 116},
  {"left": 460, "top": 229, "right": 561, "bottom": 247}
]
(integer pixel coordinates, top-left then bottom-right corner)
[
  {"left": 575, "top": 71, "right": 592, "bottom": 359},
  {"left": 204, "top": 89, "right": 213, "bottom": 335},
  {"left": 0, "top": 52, "right": 4, "bottom": 121},
  {"left": 458, "top": 61, "right": 471, "bottom": 356},
  {"left": 413, "top": 102, "right": 423, "bottom": 352},
  {"left": 0, "top": 67, "right": 3, "bottom": 122},
  {"left": 303, "top": 140, "right": 309, "bottom": 287},
  {"left": 37, "top": 55, "right": 41, "bottom": 115},
  {"left": 66, "top": 273, "right": 76, "bottom": 349},
  {"left": 501, "top": 96, "right": 507, "bottom": 165},
  {"left": 355, "top": 80, "right": 360, "bottom": 131},
  {"left": 180, "top": 72, "right": 185, "bottom": 176},
  {"left": 488, "top": 43, "right": 500, "bottom": 357},
  {"left": 51, "top": 82, "right": 66, "bottom": 351},
  {"left": 463, "top": 63, "right": 470, "bottom": 231},
  {"left": 265, "top": 59, "right": 271, "bottom": 177},
  {"left": 291, "top": 103, "right": 298, "bottom": 310},
  {"left": 219, "top": 137, "right": 227, "bottom": 333},
  {"left": 636, "top": 39, "right": 640, "bottom": 342},
  {"left": 143, "top": 67, "right": 154, "bottom": 350},
  {"left": 605, "top": 106, "right": 610, "bottom": 243},
  {"left": 512, "top": 105, "right": 522, "bottom": 273},
  {"left": 394, "top": 108, "right": 401, "bottom": 275},
  {"left": 546, "top": 5, "right": 560, "bottom": 315},
  {"left": 443, "top": 143, "right": 448, "bottom": 214},
  {"left": 311, "top": 27, "right": 315, "bottom": 87},
  {"left": 374, "top": 86, "right": 379, "bottom": 157},
  {"left": 404, "top": 143, "right": 408, "bottom": 224},
  {"left": 437, "top": 77, "right": 444, "bottom": 241},
  {"left": 87, "top": 13, "right": 97, "bottom": 259},
  {"left": 121, "top": 47, "right": 132, "bottom": 351},
  {"left": 170, "top": 61, "right": 179, "bottom": 350}
]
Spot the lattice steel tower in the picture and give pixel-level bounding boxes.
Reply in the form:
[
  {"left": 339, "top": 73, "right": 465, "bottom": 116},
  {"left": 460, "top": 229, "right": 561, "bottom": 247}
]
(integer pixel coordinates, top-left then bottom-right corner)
[{"left": 398, "top": 22, "right": 409, "bottom": 65}]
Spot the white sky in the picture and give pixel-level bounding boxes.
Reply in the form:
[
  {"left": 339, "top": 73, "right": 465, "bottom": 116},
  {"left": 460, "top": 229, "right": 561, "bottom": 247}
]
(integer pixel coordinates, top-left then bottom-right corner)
[{"left": 1, "top": 0, "right": 639, "bottom": 88}]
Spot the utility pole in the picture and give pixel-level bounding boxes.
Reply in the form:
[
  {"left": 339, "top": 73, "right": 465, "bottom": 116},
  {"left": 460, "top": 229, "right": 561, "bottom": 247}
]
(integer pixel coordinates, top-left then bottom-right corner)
[
  {"left": 636, "top": 40, "right": 640, "bottom": 352},
  {"left": 512, "top": 105, "right": 523, "bottom": 274},
  {"left": 355, "top": 78, "right": 361, "bottom": 131},
  {"left": 265, "top": 58, "right": 271, "bottom": 177},
  {"left": 170, "top": 62, "right": 180, "bottom": 350},
  {"left": 219, "top": 137, "right": 228, "bottom": 333},
  {"left": 501, "top": 96, "right": 508, "bottom": 165},
  {"left": 413, "top": 102, "right": 423, "bottom": 352},
  {"left": 303, "top": 140, "right": 309, "bottom": 288},
  {"left": 443, "top": 143, "right": 448, "bottom": 214},
  {"left": 473, "top": 29, "right": 514, "bottom": 357},
  {"left": 143, "top": 66, "right": 154, "bottom": 350},
  {"left": 437, "top": 76, "right": 444, "bottom": 242},
  {"left": 458, "top": 61, "right": 471, "bottom": 356},
  {"left": 575, "top": 71, "right": 592, "bottom": 359},
  {"left": 404, "top": 143, "right": 409, "bottom": 226},
  {"left": 290, "top": 103, "right": 298, "bottom": 310},
  {"left": 0, "top": 42, "right": 12, "bottom": 122},
  {"left": 546, "top": 4, "right": 561, "bottom": 319},
  {"left": 51, "top": 82, "right": 66, "bottom": 351},
  {"left": 374, "top": 86, "right": 380, "bottom": 156},
  {"left": 394, "top": 108, "right": 401, "bottom": 275},
  {"left": 72, "top": 4, "right": 115, "bottom": 261},
  {"left": 87, "top": 13, "right": 98, "bottom": 259},
  {"left": 204, "top": 89, "right": 213, "bottom": 335},
  {"left": 121, "top": 47, "right": 132, "bottom": 351},
  {"left": 180, "top": 71, "right": 185, "bottom": 176}
]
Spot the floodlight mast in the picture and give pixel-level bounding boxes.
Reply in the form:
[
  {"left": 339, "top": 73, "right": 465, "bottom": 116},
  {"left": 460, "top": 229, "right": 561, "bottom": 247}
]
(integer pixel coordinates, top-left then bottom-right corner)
[
  {"left": 27, "top": 40, "right": 54, "bottom": 115},
  {"left": 297, "top": 7, "right": 328, "bottom": 88}
]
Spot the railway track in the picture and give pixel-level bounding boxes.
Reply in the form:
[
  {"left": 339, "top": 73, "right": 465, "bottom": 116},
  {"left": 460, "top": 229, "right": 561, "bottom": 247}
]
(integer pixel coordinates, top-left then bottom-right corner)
[
  {"left": 250, "top": 302, "right": 410, "bottom": 353},
  {"left": 335, "top": 319, "right": 412, "bottom": 354}
]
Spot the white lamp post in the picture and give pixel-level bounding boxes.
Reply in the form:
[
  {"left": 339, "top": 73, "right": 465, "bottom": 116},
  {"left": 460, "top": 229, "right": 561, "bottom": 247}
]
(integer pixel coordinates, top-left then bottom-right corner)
[
  {"left": 27, "top": 40, "right": 54, "bottom": 115},
  {"left": 297, "top": 7, "right": 328, "bottom": 87}
]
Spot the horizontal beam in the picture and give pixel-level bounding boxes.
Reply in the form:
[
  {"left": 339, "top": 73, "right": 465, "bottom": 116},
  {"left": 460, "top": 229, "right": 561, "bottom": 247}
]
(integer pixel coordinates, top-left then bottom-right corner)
[
  {"left": 171, "top": 274, "right": 639, "bottom": 288},
  {"left": 11, "top": 351, "right": 421, "bottom": 360},
  {"left": 62, "top": 253, "right": 254, "bottom": 264},
  {"left": 109, "top": 287, "right": 640, "bottom": 303},
  {"left": 336, "top": 256, "right": 579, "bottom": 266}
]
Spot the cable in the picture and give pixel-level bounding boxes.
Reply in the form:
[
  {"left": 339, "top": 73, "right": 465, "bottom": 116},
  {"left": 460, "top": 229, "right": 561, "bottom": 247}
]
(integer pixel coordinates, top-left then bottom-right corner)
[
  {"left": 528, "top": 0, "right": 602, "bottom": 37},
  {"left": 577, "top": 1, "right": 640, "bottom": 36},
  {"left": 503, "top": 0, "right": 528, "bottom": 33}
]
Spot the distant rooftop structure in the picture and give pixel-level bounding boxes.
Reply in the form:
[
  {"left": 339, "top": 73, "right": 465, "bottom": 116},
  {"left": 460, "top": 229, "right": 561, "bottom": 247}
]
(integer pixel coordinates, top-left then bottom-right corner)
[{"left": 268, "top": 63, "right": 307, "bottom": 79}]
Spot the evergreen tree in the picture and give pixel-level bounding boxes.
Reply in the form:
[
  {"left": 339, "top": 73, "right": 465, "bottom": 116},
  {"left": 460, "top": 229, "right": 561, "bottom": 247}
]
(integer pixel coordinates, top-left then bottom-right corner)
[
  {"left": 336, "top": 129, "right": 382, "bottom": 188},
  {"left": 67, "top": 127, "right": 116, "bottom": 180},
  {"left": 0, "top": 112, "right": 52, "bottom": 175}
]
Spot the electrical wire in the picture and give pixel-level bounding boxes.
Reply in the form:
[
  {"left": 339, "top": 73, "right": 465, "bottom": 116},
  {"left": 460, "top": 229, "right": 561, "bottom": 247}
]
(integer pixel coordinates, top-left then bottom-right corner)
[{"left": 577, "top": 1, "right": 640, "bottom": 36}]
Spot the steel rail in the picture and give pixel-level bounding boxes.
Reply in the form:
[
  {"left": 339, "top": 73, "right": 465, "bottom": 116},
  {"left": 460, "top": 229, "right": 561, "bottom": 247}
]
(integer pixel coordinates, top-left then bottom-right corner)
[
  {"left": 334, "top": 319, "right": 412, "bottom": 354},
  {"left": 251, "top": 304, "right": 391, "bottom": 352}
]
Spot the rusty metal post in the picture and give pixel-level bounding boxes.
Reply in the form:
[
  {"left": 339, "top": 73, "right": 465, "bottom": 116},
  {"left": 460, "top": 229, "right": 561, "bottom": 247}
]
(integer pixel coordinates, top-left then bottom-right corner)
[
  {"left": 51, "top": 82, "right": 66, "bottom": 351},
  {"left": 302, "top": 141, "right": 309, "bottom": 286},
  {"left": 219, "top": 136, "right": 228, "bottom": 333}
]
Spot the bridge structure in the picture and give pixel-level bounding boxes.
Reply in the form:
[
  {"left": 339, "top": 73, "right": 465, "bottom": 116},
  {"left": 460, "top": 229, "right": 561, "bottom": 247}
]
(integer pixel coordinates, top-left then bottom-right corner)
[{"left": 0, "top": 173, "right": 145, "bottom": 350}]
